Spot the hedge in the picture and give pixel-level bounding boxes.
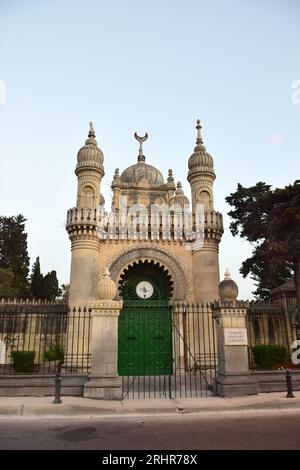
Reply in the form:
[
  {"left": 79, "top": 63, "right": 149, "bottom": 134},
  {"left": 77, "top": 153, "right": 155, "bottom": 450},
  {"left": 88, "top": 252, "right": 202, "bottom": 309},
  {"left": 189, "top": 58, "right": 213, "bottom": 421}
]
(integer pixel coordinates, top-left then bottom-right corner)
[
  {"left": 251, "top": 344, "right": 289, "bottom": 369},
  {"left": 43, "top": 345, "right": 64, "bottom": 364},
  {"left": 11, "top": 351, "right": 36, "bottom": 373}
]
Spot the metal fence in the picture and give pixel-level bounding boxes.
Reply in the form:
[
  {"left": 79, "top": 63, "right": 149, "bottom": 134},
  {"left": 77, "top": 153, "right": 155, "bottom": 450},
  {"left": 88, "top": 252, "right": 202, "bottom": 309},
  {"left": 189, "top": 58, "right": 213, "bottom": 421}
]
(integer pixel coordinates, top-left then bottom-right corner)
[
  {"left": 0, "top": 300, "right": 293, "bottom": 385},
  {"left": 121, "top": 303, "right": 218, "bottom": 399},
  {"left": 0, "top": 306, "right": 91, "bottom": 374},
  {"left": 246, "top": 304, "right": 290, "bottom": 369}
]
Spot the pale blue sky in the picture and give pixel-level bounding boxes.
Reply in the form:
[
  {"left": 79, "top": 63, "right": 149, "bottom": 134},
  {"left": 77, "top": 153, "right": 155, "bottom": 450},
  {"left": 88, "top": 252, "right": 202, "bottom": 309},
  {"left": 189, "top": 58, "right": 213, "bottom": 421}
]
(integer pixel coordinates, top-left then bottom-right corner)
[{"left": 0, "top": 0, "right": 299, "bottom": 299}]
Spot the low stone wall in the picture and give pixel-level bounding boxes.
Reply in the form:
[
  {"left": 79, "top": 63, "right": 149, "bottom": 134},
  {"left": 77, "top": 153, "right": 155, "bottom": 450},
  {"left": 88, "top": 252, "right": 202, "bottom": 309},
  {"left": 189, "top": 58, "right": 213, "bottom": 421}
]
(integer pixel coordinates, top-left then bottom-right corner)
[
  {"left": 0, "top": 374, "right": 88, "bottom": 397},
  {"left": 1, "top": 371, "right": 300, "bottom": 397},
  {"left": 251, "top": 370, "right": 300, "bottom": 393}
]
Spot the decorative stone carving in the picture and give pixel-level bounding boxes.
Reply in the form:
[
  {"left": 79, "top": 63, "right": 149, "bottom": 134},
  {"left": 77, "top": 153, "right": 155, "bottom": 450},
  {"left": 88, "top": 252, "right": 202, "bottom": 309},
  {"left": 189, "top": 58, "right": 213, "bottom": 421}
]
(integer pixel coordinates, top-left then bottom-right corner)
[
  {"left": 218, "top": 269, "right": 239, "bottom": 301},
  {"left": 98, "top": 268, "right": 117, "bottom": 300},
  {"left": 67, "top": 121, "right": 223, "bottom": 305},
  {"left": 107, "top": 242, "right": 193, "bottom": 300},
  {"left": 89, "top": 300, "right": 123, "bottom": 312}
]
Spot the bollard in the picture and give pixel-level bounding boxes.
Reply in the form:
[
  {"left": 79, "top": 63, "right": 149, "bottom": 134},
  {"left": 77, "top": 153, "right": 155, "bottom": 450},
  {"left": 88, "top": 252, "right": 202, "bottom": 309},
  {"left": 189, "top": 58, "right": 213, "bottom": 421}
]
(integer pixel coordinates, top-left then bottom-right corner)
[
  {"left": 53, "top": 362, "right": 62, "bottom": 404},
  {"left": 285, "top": 368, "right": 295, "bottom": 398}
]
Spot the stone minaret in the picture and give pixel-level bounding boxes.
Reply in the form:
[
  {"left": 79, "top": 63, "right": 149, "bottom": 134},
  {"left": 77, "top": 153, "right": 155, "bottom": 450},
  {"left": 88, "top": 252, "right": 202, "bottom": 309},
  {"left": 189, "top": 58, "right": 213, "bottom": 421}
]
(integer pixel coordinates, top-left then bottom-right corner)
[
  {"left": 188, "top": 120, "right": 215, "bottom": 212},
  {"left": 187, "top": 119, "right": 223, "bottom": 302},
  {"left": 75, "top": 122, "right": 105, "bottom": 209},
  {"left": 66, "top": 123, "right": 105, "bottom": 305}
]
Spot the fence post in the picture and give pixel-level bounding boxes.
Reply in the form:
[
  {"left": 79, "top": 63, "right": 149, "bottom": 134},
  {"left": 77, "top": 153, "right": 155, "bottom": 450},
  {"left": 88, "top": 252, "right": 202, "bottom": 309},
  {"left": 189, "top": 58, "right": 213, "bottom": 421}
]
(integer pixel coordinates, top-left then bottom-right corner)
[
  {"left": 212, "top": 270, "right": 257, "bottom": 397},
  {"left": 83, "top": 270, "right": 123, "bottom": 400}
]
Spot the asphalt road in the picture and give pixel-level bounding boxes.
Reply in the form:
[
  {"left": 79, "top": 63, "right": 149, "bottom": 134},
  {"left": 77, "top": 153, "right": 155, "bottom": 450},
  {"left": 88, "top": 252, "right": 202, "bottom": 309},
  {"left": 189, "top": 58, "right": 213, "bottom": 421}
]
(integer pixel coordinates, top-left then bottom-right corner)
[{"left": 0, "top": 410, "right": 299, "bottom": 450}]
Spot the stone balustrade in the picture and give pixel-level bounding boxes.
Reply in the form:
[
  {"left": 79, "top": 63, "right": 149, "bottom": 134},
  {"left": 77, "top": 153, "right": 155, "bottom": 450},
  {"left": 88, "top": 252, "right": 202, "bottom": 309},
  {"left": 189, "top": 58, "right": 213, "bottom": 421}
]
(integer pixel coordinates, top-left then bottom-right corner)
[{"left": 66, "top": 207, "right": 223, "bottom": 242}]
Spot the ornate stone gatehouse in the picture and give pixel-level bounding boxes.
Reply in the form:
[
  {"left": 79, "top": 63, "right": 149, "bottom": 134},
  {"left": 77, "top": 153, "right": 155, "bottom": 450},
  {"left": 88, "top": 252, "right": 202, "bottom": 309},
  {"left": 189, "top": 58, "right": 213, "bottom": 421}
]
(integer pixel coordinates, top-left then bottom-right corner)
[{"left": 66, "top": 120, "right": 224, "bottom": 397}]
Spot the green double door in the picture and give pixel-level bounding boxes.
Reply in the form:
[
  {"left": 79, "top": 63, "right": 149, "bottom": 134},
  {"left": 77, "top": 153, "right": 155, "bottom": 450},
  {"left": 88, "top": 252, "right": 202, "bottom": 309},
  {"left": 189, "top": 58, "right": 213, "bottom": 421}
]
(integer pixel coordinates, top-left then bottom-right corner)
[{"left": 118, "top": 300, "right": 173, "bottom": 376}]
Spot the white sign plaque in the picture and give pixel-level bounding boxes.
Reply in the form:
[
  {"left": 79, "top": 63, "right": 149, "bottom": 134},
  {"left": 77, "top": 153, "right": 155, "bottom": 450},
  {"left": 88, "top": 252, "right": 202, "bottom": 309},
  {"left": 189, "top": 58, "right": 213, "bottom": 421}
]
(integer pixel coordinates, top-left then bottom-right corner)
[{"left": 224, "top": 328, "right": 248, "bottom": 346}]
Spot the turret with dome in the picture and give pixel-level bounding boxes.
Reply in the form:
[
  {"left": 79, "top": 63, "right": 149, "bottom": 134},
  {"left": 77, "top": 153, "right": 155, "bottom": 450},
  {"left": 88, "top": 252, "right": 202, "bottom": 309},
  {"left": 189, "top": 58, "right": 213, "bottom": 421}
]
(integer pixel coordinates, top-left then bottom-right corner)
[
  {"left": 75, "top": 122, "right": 105, "bottom": 209},
  {"left": 76, "top": 122, "right": 104, "bottom": 167},
  {"left": 187, "top": 119, "right": 215, "bottom": 213}
]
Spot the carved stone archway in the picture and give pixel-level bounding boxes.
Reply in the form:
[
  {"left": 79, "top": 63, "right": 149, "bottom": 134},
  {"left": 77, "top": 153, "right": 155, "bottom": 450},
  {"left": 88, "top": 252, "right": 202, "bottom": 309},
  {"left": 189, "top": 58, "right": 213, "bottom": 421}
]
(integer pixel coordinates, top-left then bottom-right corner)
[{"left": 107, "top": 243, "right": 192, "bottom": 301}]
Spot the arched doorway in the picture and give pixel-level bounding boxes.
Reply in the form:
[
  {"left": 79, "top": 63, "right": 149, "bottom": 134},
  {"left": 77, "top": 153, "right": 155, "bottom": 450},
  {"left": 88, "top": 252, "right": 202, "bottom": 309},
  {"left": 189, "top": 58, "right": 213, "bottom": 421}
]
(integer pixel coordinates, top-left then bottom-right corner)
[{"left": 118, "top": 260, "right": 173, "bottom": 376}]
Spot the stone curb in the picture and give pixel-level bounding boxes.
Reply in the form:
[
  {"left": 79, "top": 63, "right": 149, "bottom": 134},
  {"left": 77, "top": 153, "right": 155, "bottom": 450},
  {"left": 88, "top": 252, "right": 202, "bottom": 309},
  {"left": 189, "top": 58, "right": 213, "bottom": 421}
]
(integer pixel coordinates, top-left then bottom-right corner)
[{"left": 1, "top": 399, "right": 300, "bottom": 418}]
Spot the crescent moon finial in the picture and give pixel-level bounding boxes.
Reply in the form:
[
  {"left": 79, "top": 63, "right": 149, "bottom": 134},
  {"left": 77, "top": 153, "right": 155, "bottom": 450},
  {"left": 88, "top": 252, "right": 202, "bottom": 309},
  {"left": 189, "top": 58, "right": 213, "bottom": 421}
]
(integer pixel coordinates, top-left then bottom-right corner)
[{"left": 134, "top": 132, "right": 148, "bottom": 162}]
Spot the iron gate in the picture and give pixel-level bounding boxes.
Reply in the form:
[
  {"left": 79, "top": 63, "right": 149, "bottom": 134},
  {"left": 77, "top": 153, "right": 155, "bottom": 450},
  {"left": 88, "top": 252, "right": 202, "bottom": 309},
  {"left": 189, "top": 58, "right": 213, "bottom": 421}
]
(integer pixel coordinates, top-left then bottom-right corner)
[{"left": 120, "top": 303, "right": 218, "bottom": 399}]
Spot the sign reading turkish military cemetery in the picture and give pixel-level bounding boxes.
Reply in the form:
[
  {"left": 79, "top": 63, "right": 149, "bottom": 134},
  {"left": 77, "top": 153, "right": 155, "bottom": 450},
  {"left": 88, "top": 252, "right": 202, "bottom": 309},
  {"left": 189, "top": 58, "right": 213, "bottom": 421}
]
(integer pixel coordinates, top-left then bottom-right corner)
[{"left": 224, "top": 328, "right": 248, "bottom": 346}]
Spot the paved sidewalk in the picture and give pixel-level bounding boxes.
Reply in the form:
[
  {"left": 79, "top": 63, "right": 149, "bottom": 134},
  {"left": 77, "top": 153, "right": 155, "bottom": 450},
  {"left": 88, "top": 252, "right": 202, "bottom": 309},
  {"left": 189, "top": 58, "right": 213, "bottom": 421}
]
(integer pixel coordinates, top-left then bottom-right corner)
[{"left": 1, "top": 392, "right": 300, "bottom": 418}]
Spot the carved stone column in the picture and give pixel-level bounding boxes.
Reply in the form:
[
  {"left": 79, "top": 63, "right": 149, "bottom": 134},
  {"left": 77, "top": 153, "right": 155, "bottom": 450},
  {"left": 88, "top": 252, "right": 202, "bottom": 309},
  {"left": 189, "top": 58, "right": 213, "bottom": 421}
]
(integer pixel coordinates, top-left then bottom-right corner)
[{"left": 84, "top": 269, "right": 123, "bottom": 399}]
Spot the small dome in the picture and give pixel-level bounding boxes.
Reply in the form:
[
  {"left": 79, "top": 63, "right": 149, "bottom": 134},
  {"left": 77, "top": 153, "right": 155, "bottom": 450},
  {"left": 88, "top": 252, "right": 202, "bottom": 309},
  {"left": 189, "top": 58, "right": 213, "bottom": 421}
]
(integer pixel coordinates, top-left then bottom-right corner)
[
  {"left": 98, "top": 269, "right": 117, "bottom": 300},
  {"left": 120, "top": 162, "right": 164, "bottom": 186},
  {"left": 170, "top": 182, "right": 190, "bottom": 208},
  {"left": 77, "top": 142, "right": 103, "bottom": 165},
  {"left": 76, "top": 123, "right": 104, "bottom": 166},
  {"left": 188, "top": 120, "right": 215, "bottom": 177},
  {"left": 188, "top": 151, "right": 214, "bottom": 171},
  {"left": 218, "top": 269, "right": 239, "bottom": 301}
]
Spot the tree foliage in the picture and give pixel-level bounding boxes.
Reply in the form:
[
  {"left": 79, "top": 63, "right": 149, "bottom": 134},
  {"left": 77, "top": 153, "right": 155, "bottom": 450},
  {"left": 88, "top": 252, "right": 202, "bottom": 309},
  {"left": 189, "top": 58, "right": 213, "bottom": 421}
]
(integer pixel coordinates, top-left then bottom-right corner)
[
  {"left": 30, "top": 258, "right": 61, "bottom": 300},
  {"left": 0, "top": 215, "right": 30, "bottom": 298},
  {"left": 0, "top": 268, "right": 20, "bottom": 298},
  {"left": 30, "top": 257, "right": 44, "bottom": 299},
  {"left": 226, "top": 180, "right": 300, "bottom": 323},
  {"left": 43, "top": 271, "right": 60, "bottom": 301},
  {"left": 0, "top": 215, "right": 62, "bottom": 301}
]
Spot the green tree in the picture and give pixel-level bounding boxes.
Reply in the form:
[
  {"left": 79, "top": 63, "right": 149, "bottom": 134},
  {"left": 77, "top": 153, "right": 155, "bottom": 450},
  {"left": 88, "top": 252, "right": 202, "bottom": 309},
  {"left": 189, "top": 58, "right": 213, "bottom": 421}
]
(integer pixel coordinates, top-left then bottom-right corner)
[
  {"left": 0, "top": 215, "right": 30, "bottom": 298},
  {"left": 43, "top": 270, "right": 60, "bottom": 301},
  {"left": 240, "top": 242, "right": 292, "bottom": 299},
  {"left": 226, "top": 180, "right": 300, "bottom": 324},
  {"left": 0, "top": 268, "right": 20, "bottom": 298},
  {"left": 30, "top": 257, "right": 44, "bottom": 299}
]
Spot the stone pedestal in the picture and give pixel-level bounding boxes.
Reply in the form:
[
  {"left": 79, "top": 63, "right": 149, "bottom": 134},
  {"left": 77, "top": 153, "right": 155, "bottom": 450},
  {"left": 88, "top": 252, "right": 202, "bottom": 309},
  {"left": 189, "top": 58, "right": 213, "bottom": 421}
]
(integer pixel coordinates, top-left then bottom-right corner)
[
  {"left": 213, "top": 301, "right": 257, "bottom": 397},
  {"left": 84, "top": 299, "right": 123, "bottom": 400}
]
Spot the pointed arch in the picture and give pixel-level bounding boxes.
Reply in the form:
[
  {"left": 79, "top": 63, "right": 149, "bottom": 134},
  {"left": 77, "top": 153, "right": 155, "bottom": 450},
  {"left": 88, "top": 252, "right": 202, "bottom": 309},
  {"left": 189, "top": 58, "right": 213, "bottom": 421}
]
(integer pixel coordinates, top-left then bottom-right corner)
[{"left": 107, "top": 243, "right": 192, "bottom": 301}]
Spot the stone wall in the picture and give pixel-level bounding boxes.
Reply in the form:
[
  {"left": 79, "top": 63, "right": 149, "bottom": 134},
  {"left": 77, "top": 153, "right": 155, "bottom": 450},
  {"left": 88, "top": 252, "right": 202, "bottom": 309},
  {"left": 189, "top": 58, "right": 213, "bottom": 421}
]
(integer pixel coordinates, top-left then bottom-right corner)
[
  {"left": 0, "top": 374, "right": 87, "bottom": 397},
  {"left": 1, "top": 371, "right": 299, "bottom": 397},
  {"left": 251, "top": 370, "right": 300, "bottom": 393}
]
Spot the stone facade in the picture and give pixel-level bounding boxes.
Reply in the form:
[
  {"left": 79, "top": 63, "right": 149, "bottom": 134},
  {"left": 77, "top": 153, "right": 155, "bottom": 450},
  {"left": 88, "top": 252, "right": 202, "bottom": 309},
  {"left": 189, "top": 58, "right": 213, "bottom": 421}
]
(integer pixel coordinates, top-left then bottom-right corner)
[
  {"left": 66, "top": 120, "right": 224, "bottom": 398},
  {"left": 66, "top": 120, "right": 224, "bottom": 307}
]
